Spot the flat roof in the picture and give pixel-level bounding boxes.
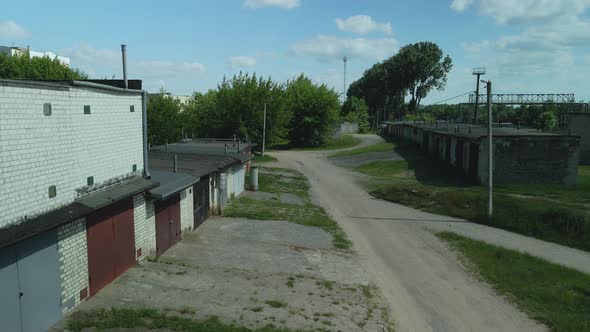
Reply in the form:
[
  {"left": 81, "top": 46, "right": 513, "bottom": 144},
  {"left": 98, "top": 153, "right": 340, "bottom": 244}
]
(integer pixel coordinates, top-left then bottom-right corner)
[
  {"left": 148, "top": 170, "right": 199, "bottom": 200},
  {"left": 149, "top": 151, "right": 240, "bottom": 177},
  {"left": 0, "top": 79, "right": 143, "bottom": 94},
  {"left": 151, "top": 140, "right": 253, "bottom": 163},
  {"left": 391, "top": 122, "right": 578, "bottom": 139}
]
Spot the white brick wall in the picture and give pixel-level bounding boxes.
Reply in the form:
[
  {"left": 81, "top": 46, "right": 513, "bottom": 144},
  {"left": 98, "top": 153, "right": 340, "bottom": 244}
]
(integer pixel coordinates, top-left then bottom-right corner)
[
  {"left": 0, "top": 82, "right": 144, "bottom": 228},
  {"left": 133, "top": 194, "right": 156, "bottom": 260},
  {"left": 57, "top": 218, "right": 89, "bottom": 314},
  {"left": 180, "top": 188, "right": 194, "bottom": 232}
]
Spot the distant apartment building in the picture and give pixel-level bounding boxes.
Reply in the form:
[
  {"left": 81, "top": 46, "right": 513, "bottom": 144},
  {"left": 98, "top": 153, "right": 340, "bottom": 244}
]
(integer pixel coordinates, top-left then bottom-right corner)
[{"left": 0, "top": 45, "right": 71, "bottom": 66}]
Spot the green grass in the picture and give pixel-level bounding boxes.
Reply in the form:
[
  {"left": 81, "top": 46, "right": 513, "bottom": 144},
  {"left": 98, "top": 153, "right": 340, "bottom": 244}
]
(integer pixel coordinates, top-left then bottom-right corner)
[
  {"left": 353, "top": 142, "right": 590, "bottom": 252},
  {"left": 258, "top": 168, "right": 310, "bottom": 198},
  {"left": 438, "top": 232, "right": 590, "bottom": 332},
  {"left": 252, "top": 154, "right": 278, "bottom": 163},
  {"left": 329, "top": 142, "right": 396, "bottom": 158},
  {"left": 224, "top": 169, "right": 351, "bottom": 250},
  {"left": 265, "top": 300, "right": 287, "bottom": 308},
  {"left": 67, "top": 308, "right": 304, "bottom": 332},
  {"left": 295, "top": 135, "right": 361, "bottom": 151}
]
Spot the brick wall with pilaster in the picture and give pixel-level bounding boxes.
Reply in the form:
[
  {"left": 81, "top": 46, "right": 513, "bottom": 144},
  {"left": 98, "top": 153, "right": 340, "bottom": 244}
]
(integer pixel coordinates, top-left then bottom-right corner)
[
  {"left": 180, "top": 187, "right": 194, "bottom": 232},
  {"left": 133, "top": 194, "right": 156, "bottom": 260},
  {"left": 57, "top": 218, "right": 89, "bottom": 314}
]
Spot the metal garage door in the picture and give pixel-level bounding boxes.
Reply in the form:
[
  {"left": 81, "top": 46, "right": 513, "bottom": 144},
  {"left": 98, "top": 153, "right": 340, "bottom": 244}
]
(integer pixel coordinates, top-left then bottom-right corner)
[
  {"left": 0, "top": 230, "right": 62, "bottom": 332},
  {"left": 155, "top": 194, "right": 181, "bottom": 256},
  {"left": 193, "top": 177, "right": 210, "bottom": 229},
  {"left": 87, "top": 198, "right": 136, "bottom": 297}
]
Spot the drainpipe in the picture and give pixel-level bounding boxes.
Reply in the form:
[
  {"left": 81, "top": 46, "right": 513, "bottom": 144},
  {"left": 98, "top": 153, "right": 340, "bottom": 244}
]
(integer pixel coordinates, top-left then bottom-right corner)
[{"left": 142, "top": 91, "right": 151, "bottom": 178}]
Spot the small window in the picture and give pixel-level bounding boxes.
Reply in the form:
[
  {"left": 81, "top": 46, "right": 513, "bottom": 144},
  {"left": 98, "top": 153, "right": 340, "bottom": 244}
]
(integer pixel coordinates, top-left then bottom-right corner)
[
  {"left": 43, "top": 103, "right": 52, "bottom": 116},
  {"left": 48, "top": 185, "right": 56, "bottom": 198},
  {"left": 87, "top": 176, "right": 94, "bottom": 186},
  {"left": 130, "top": 105, "right": 135, "bottom": 112},
  {"left": 189, "top": 188, "right": 192, "bottom": 194},
  {"left": 132, "top": 164, "right": 137, "bottom": 172},
  {"left": 84, "top": 105, "right": 91, "bottom": 114}
]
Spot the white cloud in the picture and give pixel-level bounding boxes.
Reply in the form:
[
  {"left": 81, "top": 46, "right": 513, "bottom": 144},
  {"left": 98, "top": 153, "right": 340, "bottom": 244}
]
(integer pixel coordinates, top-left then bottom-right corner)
[
  {"left": 60, "top": 44, "right": 206, "bottom": 92},
  {"left": 460, "top": 40, "right": 490, "bottom": 53},
  {"left": 0, "top": 21, "right": 30, "bottom": 39},
  {"left": 335, "top": 15, "right": 392, "bottom": 35},
  {"left": 244, "top": 0, "right": 300, "bottom": 9},
  {"left": 291, "top": 35, "right": 397, "bottom": 61},
  {"left": 228, "top": 55, "right": 257, "bottom": 69},
  {"left": 450, "top": 0, "right": 473, "bottom": 12},
  {"left": 450, "top": 0, "right": 590, "bottom": 24}
]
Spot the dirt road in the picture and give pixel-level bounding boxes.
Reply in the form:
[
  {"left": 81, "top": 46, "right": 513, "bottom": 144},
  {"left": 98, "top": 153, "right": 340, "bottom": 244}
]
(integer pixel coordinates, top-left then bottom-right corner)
[{"left": 270, "top": 137, "right": 546, "bottom": 332}]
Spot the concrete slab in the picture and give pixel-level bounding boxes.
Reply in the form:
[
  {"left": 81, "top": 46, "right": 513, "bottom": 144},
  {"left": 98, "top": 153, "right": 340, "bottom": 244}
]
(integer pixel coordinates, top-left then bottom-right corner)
[{"left": 278, "top": 193, "right": 305, "bottom": 206}]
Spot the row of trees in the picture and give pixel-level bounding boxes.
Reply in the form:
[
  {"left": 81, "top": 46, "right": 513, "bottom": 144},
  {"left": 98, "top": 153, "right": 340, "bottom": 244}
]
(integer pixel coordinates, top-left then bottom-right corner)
[
  {"left": 346, "top": 41, "right": 453, "bottom": 127},
  {"left": 0, "top": 53, "right": 87, "bottom": 80},
  {"left": 148, "top": 73, "right": 341, "bottom": 148}
]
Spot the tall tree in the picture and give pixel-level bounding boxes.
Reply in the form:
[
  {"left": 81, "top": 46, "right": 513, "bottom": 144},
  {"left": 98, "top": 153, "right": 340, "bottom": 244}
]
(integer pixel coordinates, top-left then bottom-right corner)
[
  {"left": 285, "top": 75, "right": 340, "bottom": 147},
  {"left": 394, "top": 42, "right": 452, "bottom": 113},
  {"left": 147, "top": 93, "right": 183, "bottom": 145}
]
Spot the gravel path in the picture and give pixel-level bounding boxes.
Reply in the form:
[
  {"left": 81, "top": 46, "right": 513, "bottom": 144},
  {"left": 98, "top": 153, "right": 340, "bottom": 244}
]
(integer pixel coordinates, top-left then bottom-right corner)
[{"left": 267, "top": 136, "right": 548, "bottom": 332}]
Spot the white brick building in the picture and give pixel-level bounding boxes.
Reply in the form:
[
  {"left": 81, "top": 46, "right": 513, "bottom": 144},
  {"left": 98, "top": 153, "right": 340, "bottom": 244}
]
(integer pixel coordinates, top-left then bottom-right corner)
[{"left": 0, "top": 80, "right": 157, "bottom": 332}]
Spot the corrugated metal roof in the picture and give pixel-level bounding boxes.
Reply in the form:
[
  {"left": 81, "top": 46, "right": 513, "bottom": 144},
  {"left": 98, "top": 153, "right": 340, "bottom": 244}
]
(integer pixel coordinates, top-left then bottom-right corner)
[{"left": 148, "top": 170, "right": 199, "bottom": 200}]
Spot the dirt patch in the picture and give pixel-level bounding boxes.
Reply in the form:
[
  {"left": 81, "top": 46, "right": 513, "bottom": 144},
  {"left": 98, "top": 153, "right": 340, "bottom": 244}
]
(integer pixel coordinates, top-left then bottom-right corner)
[{"left": 58, "top": 218, "right": 393, "bottom": 332}]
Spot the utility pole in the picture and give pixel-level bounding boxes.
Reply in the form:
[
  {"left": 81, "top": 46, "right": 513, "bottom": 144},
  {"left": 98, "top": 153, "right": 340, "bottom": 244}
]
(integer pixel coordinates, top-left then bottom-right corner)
[
  {"left": 343, "top": 56, "right": 347, "bottom": 103},
  {"left": 262, "top": 103, "right": 267, "bottom": 156},
  {"left": 472, "top": 67, "right": 486, "bottom": 125},
  {"left": 487, "top": 80, "right": 493, "bottom": 218}
]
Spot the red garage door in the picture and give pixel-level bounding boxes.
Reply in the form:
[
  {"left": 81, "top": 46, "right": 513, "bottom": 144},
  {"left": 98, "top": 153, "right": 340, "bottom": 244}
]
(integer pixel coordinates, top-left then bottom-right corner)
[
  {"left": 155, "top": 194, "right": 181, "bottom": 256},
  {"left": 87, "top": 198, "right": 135, "bottom": 297}
]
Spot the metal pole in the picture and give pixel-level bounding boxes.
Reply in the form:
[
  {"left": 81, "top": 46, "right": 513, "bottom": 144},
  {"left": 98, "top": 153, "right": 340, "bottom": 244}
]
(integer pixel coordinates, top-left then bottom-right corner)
[
  {"left": 487, "top": 80, "right": 493, "bottom": 219},
  {"left": 262, "top": 103, "right": 267, "bottom": 156},
  {"left": 121, "top": 44, "right": 128, "bottom": 89},
  {"left": 474, "top": 73, "right": 480, "bottom": 125}
]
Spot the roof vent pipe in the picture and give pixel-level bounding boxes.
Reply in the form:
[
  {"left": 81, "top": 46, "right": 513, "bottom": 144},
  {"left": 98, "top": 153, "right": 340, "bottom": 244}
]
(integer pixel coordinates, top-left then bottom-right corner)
[
  {"left": 166, "top": 141, "right": 169, "bottom": 151},
  {"left": 225, "top": 144, "right": 228, "bottom": 156},
  {"left": 233, "top": 134, "right": 236, "bottom": 147},
  {"left": 237, "top": 139, "right": 240, "bottom": 152},
  {"left": 121, "top": 44, "right": 128, "bottom": 89},
  {"left": 173, "top": 154, "right": 178, "bottom": 173}
]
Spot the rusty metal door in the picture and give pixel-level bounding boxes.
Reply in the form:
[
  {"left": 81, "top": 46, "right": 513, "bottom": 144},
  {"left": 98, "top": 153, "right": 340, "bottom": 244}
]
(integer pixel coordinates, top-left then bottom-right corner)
[
  {"left": 155, "top": 194, "right": 181, "bottom": 256},
  {"left": 193, "top": 178, "right": 210, "bottom": 229},
  {"left": 87, "top": 198, "right": 135, "bottom": 297}
]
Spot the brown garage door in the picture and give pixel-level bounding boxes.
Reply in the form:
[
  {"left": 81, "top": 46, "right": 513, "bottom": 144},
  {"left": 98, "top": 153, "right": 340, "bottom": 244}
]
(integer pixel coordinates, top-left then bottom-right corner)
[
  {"left": 155, "top": 194, "right": 181, "bottom": 256},
  {"left": 87, "top": 198, "right": 135, "bottom": 297}
]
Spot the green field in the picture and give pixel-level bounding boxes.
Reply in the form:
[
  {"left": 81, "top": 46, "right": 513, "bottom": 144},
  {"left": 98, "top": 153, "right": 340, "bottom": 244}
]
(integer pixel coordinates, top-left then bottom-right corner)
[
  {"left": 328, "top": 142, "right": 396, "bottom": 158},
  {"left": 353, "top": 139, "right": 590, "bottom": 252},
  {"left": 438, "top": 232, "right": 590, "bottom": 332}
]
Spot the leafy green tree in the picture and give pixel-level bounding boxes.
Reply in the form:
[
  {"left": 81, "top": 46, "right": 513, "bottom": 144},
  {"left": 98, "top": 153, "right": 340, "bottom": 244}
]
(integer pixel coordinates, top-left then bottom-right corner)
[
  {"left": 182, "top": 72, "right": 289, "bottom": 149},
  {"left": 343, "top": 96, "right": 370, "bottom": 133},
  {"left": 0, "top": 53, "right": 87, "bottom": 80},
  {"left": 285, "top": 75, "right": 340, "bottom": 147},
  {"left": 147, "top": 93, "right": 183, "bottom": 145},
  {"left": 538, "top": 111, "right": 558, "bottom": 132},
  {"left": 393, "top": 42, "right": 452, "bottom": 113}
]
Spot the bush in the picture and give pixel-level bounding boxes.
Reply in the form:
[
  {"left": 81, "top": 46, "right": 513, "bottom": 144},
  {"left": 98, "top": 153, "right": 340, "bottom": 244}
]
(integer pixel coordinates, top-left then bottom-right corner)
[{"left": 537, "top": 111, "right": 558, "bottom": 132}]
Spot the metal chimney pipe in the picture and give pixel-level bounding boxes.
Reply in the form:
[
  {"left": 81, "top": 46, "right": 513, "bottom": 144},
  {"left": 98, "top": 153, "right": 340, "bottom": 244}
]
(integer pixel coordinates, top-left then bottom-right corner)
[
  {"left": 121, "top": 44, "right": 128, "bottom": 89},
  {"left": 173, "top": 154, "right": 178, "bottom": 173},
  {"left": 225, "top": 144, "right": 228, "bottom": 156}
]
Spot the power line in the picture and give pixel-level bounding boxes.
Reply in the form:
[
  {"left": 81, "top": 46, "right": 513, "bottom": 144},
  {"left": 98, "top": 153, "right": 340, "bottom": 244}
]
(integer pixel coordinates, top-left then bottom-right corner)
[{"left": 430, "top": 91, "right": 475, "bottom": 105}]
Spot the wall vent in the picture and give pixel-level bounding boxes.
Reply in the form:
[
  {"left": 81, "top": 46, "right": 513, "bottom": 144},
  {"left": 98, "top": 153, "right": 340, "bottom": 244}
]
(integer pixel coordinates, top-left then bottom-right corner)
[
  {"left": 48, "top": 185, "right": 57, "bottom": 198},
  {"left": 132, "top": 164, "right": 137, "bottom": 172},
  {"left": 130, "top": 105, "right": 135, "bottom": 112},
  {"left": 84, "top": 105, "right": 91, "bottom": 114},
  {"left": 87, "top": 176, "right": 94, "bottom": 186},
  {"left": 43, "top": 103, "right": 52, "bottom": 116}
]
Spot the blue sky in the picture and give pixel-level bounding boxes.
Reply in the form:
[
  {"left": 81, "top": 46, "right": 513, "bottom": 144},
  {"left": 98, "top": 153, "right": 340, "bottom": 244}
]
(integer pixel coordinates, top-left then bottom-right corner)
[{"left": 2, "top": 0, "right": 590, "bottom": 103}]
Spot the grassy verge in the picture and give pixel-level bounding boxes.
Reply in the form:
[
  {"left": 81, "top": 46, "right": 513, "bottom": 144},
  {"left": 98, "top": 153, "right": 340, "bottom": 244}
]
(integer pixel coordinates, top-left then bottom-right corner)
[
  {"left": 295, "top": 135, "right": 361, "bottom": 151},
  {"left": 225, "top": 168, "right": 351, "bottom": 250},
  {"left": 354, "top": 144, "right": 590, "bottom": 252},
  {"left": 437, "top": 232, "right": 590, "bottom": 332},
  {"left": 67, "top": 308, "right": 304, "bottom": 332},
  {"left": 252, "top": 154, "right": 278, "bottom": 163},
  {"left": 329, "top": 142, "right": 395, "bottom": 158}
]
